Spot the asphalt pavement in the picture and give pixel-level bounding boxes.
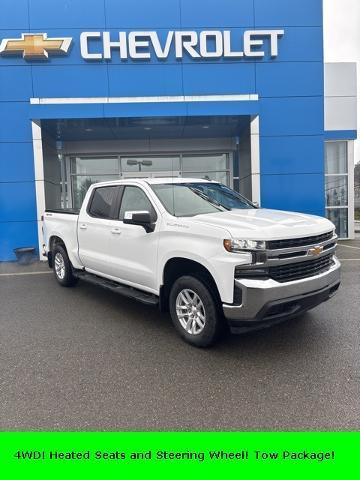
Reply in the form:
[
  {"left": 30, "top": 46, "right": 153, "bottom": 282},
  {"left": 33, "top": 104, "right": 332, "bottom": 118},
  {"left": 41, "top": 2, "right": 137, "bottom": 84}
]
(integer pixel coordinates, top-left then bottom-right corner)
[{"left": 0, "top": 242, "right": 359, "bottom": 431}]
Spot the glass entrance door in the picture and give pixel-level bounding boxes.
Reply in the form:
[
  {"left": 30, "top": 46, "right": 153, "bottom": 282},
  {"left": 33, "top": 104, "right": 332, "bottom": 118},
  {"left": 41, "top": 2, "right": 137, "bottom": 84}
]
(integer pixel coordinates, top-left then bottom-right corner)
[
  {"left": 121, "top": 156, "right": 180, "bottom": 175},
  {"left": 67, "top": 153, "right": 232, "bottom": 209}
]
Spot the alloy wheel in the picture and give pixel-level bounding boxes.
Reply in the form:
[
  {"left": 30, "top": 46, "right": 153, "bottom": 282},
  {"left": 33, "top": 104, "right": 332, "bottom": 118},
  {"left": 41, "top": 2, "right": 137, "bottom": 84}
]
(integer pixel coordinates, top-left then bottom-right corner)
[
  {"left": 54, "top": 252, "right": 66, "bottom": 280},
  {"left": 175, "top": 289, "right": 206, "bottom": 335}
]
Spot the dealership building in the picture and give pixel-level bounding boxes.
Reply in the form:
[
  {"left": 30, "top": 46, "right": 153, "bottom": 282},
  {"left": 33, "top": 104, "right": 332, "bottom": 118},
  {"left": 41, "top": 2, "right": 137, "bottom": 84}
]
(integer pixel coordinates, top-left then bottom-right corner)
[{"left": 0, "top": 0, "right": 357, "bottom": 261}]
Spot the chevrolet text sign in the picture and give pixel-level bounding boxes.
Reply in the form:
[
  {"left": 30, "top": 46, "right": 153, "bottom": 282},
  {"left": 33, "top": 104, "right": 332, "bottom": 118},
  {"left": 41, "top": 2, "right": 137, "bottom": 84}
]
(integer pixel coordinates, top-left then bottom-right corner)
[
  {"left": 0, "top": 30, "right": 284, "bottom": 61},
  {"left": 81, "top": 30, "right": 284, "bottom": 60}
]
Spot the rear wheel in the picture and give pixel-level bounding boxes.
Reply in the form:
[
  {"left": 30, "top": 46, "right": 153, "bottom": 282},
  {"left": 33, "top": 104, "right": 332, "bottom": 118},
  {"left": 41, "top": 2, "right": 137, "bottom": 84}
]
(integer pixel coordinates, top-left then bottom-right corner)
[
  {"left": 53, "top": 244, "right": 78, "bottom": 287},
  {"left": 169, "top": 275, "right": 222, "bottom": 347}
]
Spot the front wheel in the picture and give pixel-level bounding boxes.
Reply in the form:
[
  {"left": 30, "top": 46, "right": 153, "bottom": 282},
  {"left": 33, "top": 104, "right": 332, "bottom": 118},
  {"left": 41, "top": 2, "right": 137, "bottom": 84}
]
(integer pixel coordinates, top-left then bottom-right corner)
[
  {"left": 53, "top": 244, "right": 78, "bottom": 287},
  {"left": 169, "top": 275, "right": 222, "bottom": 347}
]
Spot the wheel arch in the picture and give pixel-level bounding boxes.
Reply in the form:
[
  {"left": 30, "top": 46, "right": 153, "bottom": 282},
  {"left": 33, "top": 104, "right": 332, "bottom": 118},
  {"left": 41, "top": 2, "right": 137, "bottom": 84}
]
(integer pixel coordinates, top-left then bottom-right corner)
[
  {"left": 159, "top": 257, "right": 221, "bottom": 312},
  {"left": 47, "top": 235, "right": 68, "bottom": 268}
]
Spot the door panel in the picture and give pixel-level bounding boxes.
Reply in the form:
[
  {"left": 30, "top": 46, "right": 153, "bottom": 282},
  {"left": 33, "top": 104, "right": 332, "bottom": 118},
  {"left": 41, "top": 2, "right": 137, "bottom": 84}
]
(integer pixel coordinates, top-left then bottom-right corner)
[
  {"left": 78, "top": 185, "right": 120, "bottom": 274},
  {"left": 106, "top": 221, "right": 160, "bottom": 290},
  {"left": 107, "top": 185, "right": 160, "bottom": 290},
  {"left": 78, "top": 216, "right": 113, "bottom": 273}
]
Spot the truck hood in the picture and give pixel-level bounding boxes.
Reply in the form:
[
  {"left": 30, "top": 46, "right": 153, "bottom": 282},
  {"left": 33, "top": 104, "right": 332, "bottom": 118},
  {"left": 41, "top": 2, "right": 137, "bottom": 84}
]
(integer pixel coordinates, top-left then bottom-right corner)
[{"left": 191, "top": 209, "right": 334, "bottom": 240}]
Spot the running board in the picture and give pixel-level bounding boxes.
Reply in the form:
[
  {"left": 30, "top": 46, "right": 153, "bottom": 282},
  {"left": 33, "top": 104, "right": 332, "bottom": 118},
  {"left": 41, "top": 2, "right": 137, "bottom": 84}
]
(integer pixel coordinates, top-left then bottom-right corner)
[{"left": 74, "top": 271, "right": 159, "bottom": 306}]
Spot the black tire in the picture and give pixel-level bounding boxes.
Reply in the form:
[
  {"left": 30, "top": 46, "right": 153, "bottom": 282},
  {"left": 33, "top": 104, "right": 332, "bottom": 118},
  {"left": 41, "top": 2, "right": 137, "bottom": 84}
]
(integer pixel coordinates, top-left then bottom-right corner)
[
  {"left": 169, "top": 275, "right": 222, "bottom": 347},
  {"left": 52, "top": 244, "right": 78, "bottom": 287}
]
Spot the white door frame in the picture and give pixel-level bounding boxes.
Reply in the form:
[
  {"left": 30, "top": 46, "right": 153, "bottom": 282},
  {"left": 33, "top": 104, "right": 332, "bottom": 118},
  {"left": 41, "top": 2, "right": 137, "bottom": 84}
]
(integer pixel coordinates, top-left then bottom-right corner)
[
  {"left": 31, "top": 121, "right": 47, "bottom": 261},
  {"left": 250, "top": 115, "right": 261, "bottom": 206}
]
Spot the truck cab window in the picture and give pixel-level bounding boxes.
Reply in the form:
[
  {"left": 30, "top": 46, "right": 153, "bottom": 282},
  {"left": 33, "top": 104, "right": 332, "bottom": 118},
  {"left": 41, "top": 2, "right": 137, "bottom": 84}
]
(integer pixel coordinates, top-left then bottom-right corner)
[
  {"left": 88, "top": 186, "right": 118, "bottom": 219},
  {"left": 119, "top": 186, "right": 156, "bottom": 221}
]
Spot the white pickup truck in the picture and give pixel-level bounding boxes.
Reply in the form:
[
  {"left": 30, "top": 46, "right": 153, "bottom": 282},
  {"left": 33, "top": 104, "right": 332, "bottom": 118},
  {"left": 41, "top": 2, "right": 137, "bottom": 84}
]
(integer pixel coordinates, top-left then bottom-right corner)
[{"left": 43, "top": 178, "right": 341, "bottom": 347}]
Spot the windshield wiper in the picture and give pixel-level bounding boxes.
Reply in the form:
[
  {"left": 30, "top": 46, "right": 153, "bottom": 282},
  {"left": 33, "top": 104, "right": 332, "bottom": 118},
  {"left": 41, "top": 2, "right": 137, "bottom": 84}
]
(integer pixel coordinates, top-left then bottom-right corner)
[{"left": 189, "top": 187, "right": 230, "bottom": 211}]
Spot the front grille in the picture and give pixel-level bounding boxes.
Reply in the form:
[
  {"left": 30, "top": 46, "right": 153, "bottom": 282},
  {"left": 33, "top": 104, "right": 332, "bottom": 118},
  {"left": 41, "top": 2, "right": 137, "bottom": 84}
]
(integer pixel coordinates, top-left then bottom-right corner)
[
  {"left": 267, "top": 231, "right": 333, "bottom": 250},
  {"left": 269, "top": 254, "right": 333, "bottom": 283}
]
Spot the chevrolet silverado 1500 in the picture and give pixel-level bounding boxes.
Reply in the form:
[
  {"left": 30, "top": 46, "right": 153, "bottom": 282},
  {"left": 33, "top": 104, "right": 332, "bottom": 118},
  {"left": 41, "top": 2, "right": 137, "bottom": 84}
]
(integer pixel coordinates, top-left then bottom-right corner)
[{"left": 43, "top": 178, "right": 341, "bottom": 347}]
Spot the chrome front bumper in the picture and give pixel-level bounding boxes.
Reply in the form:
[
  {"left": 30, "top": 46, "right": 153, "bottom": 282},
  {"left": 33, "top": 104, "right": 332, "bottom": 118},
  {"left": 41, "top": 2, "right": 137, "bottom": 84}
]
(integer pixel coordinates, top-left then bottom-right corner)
[{"left": 223, "top": 257, "right": 341, "bottom": 329}]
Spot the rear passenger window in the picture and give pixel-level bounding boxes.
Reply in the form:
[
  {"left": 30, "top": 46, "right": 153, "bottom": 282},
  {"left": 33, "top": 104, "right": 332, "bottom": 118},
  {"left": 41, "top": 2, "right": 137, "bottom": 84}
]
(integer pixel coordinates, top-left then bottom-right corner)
[{"left": 89, "top": 186, "right": 118, "bottom": 219}]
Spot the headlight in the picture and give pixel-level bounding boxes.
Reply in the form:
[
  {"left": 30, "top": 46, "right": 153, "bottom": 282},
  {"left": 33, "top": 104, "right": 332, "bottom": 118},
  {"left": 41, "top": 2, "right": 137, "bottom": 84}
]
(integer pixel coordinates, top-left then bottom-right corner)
[{"left": 223, "top": 239, "right": 266, "bottom": 253}]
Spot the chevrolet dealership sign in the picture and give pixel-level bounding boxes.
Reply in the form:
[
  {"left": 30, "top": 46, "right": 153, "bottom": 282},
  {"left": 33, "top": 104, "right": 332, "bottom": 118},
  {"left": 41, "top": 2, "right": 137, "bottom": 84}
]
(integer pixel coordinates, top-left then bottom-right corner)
[{"left": 0, "top": 30, "right": 284, "bottom": 60}]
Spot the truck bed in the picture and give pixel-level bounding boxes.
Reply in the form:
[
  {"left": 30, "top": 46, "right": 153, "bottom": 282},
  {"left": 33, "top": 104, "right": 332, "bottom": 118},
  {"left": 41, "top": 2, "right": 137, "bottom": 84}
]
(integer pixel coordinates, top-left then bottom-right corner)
[{"left": 43, "top": 210, "right": 80, "bottom": 265}]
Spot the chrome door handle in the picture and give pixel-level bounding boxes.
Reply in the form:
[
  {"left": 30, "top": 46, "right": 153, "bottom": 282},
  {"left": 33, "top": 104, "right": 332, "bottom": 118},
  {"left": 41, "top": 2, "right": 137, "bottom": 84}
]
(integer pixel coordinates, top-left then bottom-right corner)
[
  {"left": 80, "top": 224, "right": 87, "bottom": 230},
  {"left": 111, "top": 228, "right": 121, "bottom": 235}
]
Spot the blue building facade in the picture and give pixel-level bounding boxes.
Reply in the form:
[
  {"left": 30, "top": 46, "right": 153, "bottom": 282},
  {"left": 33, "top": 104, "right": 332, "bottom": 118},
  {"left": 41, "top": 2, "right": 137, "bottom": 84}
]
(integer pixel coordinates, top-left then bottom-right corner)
[{"left": 0, "top": 0, "right": 356, "bottom": 261}]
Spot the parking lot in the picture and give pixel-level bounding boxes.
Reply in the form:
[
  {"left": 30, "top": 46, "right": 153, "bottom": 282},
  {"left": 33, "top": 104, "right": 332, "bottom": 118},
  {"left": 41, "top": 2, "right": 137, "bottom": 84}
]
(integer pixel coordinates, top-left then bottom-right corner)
[{"left": 0, "top": 242, "right": 359, "bottom": 431}]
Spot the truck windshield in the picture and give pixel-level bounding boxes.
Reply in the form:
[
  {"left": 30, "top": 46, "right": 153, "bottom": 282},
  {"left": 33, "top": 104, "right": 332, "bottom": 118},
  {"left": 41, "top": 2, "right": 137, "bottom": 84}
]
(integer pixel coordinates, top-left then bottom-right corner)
[{"left": 151, "top": 182, "right": 255, "bottom": 217}]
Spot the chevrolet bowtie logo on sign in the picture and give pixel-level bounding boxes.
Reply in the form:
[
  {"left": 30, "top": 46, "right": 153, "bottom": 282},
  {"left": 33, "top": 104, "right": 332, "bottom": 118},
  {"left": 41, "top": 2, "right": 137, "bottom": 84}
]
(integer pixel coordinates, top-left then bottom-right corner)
[
  {"left": 0, "top": 33, "right": 72, "bottom": 59},
  {"left": 308, "top": 246, "right": 324, "bottom": 257}
]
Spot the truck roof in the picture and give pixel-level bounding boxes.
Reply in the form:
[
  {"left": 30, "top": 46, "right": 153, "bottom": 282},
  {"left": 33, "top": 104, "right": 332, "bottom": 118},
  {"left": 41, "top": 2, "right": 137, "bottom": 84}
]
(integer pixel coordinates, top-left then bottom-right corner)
[
  {"left": 91, "top": 177, "right": 218, "bottom": 187},
  {"left": 145, "top": 177, "right": 217, "bottom": 185}
]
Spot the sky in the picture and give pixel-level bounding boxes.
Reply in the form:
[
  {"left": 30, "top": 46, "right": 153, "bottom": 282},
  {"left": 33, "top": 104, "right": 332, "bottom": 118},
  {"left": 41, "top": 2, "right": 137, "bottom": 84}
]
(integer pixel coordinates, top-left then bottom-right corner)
[{"left": 323, "top": 0, "right": 360, "bottom": 164}]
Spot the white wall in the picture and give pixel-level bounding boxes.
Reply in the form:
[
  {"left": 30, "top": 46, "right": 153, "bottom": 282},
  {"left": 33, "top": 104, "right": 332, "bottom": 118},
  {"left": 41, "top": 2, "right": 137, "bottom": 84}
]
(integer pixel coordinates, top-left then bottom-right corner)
[
  {"left": 238, "top": 127, "right": 252, "bottom": 200},
  {"left": 324, "top": 0, "right": 360, "bottom": 164},
  {"left": 324, "top": 63, "right": 357, "bottom": 131}
]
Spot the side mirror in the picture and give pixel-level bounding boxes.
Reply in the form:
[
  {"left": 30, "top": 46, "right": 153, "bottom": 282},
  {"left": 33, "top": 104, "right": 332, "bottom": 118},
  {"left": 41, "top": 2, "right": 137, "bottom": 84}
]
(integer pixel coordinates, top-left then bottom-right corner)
[
  {"left": 253, "top": 201, "right": 259, "bottom": 208},
  {"left": 123, "top": 211, "right": 155, "bottom": 233}
]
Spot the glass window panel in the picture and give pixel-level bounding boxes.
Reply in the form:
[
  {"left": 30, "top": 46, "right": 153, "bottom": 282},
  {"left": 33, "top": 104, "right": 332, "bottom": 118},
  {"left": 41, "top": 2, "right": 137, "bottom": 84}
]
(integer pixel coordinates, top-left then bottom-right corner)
[
  {"left": 325, "top": 142, "right": 348, "bottom": 174},
  {"left": 72, "top": 175, "right": 118, "bottom": 210},
  {"left": 182, "top": 171, "right": 229, "bottom": 185},
  {"left": 121, "top": 156, "right": 180, "bottom": 173},
  {"left": 325, "top": 175, "right": 348, "bottom": 207},
  {"left": 152, "top": 184, "right": 223, "bottom": 217},
  {"left": 326, "top": 208, "right": 348, "bottom": 238},
  {"left": 89, "top": 186, "right": 119, "bottom": 219},
  {"left": 119, "top": 186, "right": 155, "bottom": 220},
  {"left": 187, "top": 182, "right": 253, "bottom": 210},
  {"left": 182, "top": 154, "right": 228, "bottom": 172},
  {"left": 71, "top": 157, "right": 119, "bottom": 175}
]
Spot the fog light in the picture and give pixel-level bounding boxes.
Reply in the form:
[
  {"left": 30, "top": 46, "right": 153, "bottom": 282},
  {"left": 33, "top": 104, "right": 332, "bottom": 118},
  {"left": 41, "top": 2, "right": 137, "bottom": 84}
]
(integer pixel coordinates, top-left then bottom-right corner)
[{"left": 235, "top": 267, "right": 269, "bottom": 279}]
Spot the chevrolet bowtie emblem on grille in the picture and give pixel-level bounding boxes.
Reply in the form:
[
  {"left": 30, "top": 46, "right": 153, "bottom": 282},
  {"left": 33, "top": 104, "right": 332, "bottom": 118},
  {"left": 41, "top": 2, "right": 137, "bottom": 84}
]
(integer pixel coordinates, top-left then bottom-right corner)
[
  {"left": 0, "top": 33, "right": 72, "bottom": 59},
  {"left": 308, "top": 245, "right": 324, "bottom": 257}
]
